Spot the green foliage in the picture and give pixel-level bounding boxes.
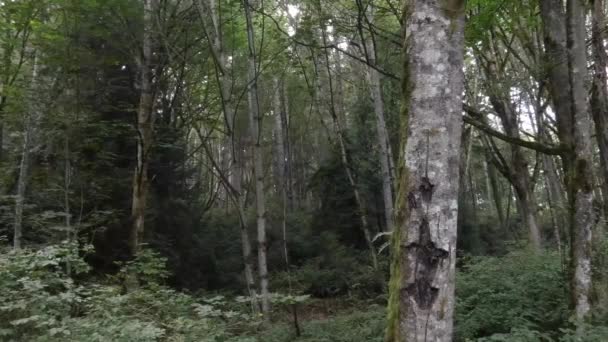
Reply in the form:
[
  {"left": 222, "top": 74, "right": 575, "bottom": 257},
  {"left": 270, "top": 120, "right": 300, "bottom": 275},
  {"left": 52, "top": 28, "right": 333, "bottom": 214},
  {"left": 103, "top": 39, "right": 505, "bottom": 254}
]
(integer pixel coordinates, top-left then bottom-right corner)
[
  {"left": 272, "top": 232, "right": 387, "bottom": 299},
  {"left": 258, "top": 305, "right": 385, "bottom": 342},
  {"left": 455, "top": 250, "right": 569, "bottom": 341},
  {"left": 0, "top": 243, "right": 248, "bottom": 341},
  {"left": 0, "top": 242, "right": 90, "bottom": 340},
  {"left": 115, "top": 247, "right": 170, "bottom": 286}
]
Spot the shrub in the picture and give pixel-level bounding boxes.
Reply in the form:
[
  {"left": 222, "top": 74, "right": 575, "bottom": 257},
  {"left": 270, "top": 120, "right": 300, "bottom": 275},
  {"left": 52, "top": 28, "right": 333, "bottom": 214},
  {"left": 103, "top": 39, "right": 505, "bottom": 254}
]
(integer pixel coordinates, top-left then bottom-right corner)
[
  {"left": 0, "top": 243, "right": 244, "bottom": 341},
  {"left": 258, "top": 305, "right": 385, "bottom": 342},
  {"left": 455, "top": 250, "right": 569, "bottom": 341}
]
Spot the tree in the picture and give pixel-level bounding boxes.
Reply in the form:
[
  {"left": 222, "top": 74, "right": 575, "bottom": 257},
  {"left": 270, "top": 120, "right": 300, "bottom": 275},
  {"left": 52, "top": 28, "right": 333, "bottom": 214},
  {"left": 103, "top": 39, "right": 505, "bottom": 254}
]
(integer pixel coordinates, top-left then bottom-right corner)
[
  {"left": 387, "top": 0, "right": 466, "bottom": 341},
  {"left": 243, "top": 0, "right": 270, "bottom": 314},
  {"left": 130, "top": 0, "right": 156, "bottom": 256}
]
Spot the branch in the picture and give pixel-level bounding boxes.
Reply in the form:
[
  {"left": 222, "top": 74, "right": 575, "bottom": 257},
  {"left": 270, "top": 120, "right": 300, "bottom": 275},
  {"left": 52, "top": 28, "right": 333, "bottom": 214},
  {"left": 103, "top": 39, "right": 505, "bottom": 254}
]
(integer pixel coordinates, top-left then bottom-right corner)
[{"left": 463, "top": 104, "right": 566, "bottom": 156}]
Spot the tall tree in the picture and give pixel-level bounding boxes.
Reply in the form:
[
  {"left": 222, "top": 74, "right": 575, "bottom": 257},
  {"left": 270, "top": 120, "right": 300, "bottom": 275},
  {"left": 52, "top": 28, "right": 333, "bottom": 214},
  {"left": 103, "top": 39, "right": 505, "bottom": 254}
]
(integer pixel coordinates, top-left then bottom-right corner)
[
  {"left": 360, "top": 0, "right": 396, "bottom": 232},
  {"left": 243, "top": 0, "right": 269, "bottom": 314},
  {"left": 13, "top": 54, "right": 41, "bottom": 249},
  {"left": 566, "top": 0, "right": 595, "bottom": 323},
  {"left": 539, "top": 0, "right": 596, "bottom": 324},
  {"left": 130, "top": 0, "right": 155, "bottom": 255},
  {"left": 197, "top": 0, "right": 258, "bottom": 302},
  {"left": 590, "top": 0, "right": 608, "bottom": 217},
  {"left": 387, "top": 0, "right": 466, "bottom": 341}
]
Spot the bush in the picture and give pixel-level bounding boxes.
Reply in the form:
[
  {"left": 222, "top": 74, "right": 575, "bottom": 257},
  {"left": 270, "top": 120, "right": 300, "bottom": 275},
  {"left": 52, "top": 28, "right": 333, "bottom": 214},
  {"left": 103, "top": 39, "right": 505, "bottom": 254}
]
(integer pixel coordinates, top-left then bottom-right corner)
[
  {"left": 0, "top": 243, "right": 246, "bottom": 341},
  {"left": 455, "top": 250, "right": 569, "bottom": 341},
  {"left": 272, "top": 233, "right": 387, "bottom": 299}
]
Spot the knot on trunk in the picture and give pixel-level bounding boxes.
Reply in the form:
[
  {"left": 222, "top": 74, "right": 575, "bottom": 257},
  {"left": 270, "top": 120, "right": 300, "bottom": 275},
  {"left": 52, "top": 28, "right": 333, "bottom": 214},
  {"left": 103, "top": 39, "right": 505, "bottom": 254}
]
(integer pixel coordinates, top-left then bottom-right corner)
[{"left": 405, "top": 216, "right": 449, "bottom": 310}]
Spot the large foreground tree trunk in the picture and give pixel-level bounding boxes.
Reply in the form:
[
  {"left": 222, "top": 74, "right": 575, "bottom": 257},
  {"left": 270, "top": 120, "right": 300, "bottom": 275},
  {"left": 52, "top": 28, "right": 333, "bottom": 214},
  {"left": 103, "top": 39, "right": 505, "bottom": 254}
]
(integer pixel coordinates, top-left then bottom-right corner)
[{"left": 387, "top": 1, "right": 465, "bottom": 341}]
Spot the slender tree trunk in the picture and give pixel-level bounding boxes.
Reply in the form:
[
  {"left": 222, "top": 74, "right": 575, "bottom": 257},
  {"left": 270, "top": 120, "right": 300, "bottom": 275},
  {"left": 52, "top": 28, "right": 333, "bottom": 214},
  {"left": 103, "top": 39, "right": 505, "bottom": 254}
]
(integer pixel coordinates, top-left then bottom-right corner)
[
  {"left": 0, "top": 119, "right": 3, "bottom": 163},
  {"left": 485, "top": 157, "right": 506, "bottom": 229},
  {"left": 387, "top": 1, "right": 465, "bottom": 341},
  {"left": 13, "top": 55, "right": 41, "bottom": 250},
  {"left": 566, "top": 0, "right": 595, "bottom": 323},
  {"left": 129, "top": 0, "right": 155, "bottom": 256},
  {"left": 590, "top": 0, "right": 608, "bottom": 217},
  {"left": 64, "top": 135, "right": 73, "bottom": 275},
  {"left": 198, "top": 0, "right": 258, "bottom": 302},
  {"left": 316, "top": 5, "right": 378, "bottom": 269},
  {"left": 364, "top": 3, "right": 395, "bottom": 232},
  {"left": 482, "top": 50, "right": 542, "bottom": 250},
  {"left": 243, "top": 0, "right": 269, "bottom": 314},
  {"left": 273, "top": 76, "right": 291, "bottom": 273},
  {"left": 280, "top": 83, "right": 294, "bottom": 210}
]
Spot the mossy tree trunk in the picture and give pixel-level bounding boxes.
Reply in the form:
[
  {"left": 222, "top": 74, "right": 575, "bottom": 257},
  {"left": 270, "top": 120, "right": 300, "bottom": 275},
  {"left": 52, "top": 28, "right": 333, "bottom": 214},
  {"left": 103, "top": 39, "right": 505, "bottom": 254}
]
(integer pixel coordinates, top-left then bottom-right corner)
[{"left": 386, "top": 1, "right": 466, "bottom": 341}]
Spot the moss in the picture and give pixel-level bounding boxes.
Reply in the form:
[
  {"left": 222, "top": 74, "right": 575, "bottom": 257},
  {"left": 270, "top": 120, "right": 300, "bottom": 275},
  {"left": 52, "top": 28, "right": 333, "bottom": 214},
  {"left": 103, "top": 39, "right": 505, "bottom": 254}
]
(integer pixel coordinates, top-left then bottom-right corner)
[
  {"left": 385, "top": 32, "right": 413, "bottom": 340},
  {"left": 441, "top": 0, "right": 466, "bottom": 19}
]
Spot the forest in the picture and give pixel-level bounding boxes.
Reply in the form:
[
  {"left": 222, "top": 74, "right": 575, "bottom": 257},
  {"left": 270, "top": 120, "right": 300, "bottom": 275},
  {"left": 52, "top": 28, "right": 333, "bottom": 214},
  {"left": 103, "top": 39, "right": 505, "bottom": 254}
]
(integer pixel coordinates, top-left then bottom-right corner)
[{"left": 0, "top": 0, "right": 607, "bottom": 341}]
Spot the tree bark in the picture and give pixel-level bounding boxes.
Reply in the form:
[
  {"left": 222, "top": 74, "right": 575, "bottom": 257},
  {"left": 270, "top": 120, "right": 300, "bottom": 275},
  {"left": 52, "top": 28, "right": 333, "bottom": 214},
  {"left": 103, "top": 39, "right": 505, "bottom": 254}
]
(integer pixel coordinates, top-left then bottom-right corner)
[
  {"left": 243, "top": 0, "right": 269, "bottom": 315},
  {"left": 566, "top": 0, "right": 595, "bottom": 323},
  {"left": 387, "top": 1, "right": 465, "bottom": 341},
  {"left": 590, "top": 0, "right": 608, "bottom": 217},
  {"left": 129, "top": 0, "right": 155, "bottom": 256},
  {"left": 363, "top": 3, "right": 396, "bottom": 232}
]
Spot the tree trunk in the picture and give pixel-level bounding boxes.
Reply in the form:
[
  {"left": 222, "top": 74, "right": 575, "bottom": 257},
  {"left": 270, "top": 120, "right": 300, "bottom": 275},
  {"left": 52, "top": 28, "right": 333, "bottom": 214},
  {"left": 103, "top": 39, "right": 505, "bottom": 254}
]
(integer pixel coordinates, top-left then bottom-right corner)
[
  {"left": 566, "top": 0, "right": 595, "bottom": 323},
  {"left": 387, "top": 1, "right": 465, "bottom": 341},
  {"left": 590, "top": 0, "right": 608, "bottom": 217},
  {"left": 364, "top": 3, "right": 395, "bottom": 232},
  {"left": 197, "top": 0, "right": 258, "bottom": 301},
  {"left": 316, "top": 5, "right": 378, "bottom": 269},
  {"left": 273, "top": 76, "right": 291, "bottom": 273},
  {"left": 482, "top": 47, "right": 542, "bottom": 250},
  {"left": 243, "top": 0, "right": 269, "bottom": 315},
  {"left": 13, "top": 54, "right": 41, "bottom": 250},
  {"left": 129, "top": 0, "right": 155, "bottom": 256}
]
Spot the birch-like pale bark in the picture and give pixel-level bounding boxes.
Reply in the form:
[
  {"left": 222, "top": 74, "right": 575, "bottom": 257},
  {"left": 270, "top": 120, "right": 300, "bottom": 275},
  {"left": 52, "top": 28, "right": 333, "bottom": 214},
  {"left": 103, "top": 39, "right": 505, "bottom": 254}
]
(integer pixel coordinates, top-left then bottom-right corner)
[
  {"left": 243, "top": 0, "right": 269, "bottom": 314},
  {"left": 387, "top": 1, "right": 465, "bottom": 341},
  {"left": 566, "top": 0, "right": 595, "bottom": 323},
  {"left": 129, "top": 0, "right": 155, "bottom": 256},
  {"left": 363, "top": 3, "right": 395, "bottom": 232}
]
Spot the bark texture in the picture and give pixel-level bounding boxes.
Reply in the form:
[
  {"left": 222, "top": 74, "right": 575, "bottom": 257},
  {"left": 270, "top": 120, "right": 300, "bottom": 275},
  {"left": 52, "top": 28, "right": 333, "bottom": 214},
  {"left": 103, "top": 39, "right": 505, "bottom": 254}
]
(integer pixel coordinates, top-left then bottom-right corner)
[
  {"left": 566, "top": 0, "right": 594, "bottom": 322},
  {"left": 540, "top": 0, "right": 595, "bottom": 323},
  {"left": 387, "top": 1, "right": 465, "bottom": 341}
]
